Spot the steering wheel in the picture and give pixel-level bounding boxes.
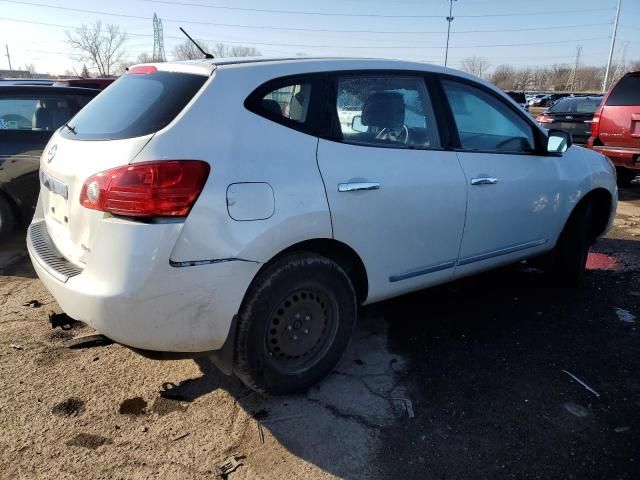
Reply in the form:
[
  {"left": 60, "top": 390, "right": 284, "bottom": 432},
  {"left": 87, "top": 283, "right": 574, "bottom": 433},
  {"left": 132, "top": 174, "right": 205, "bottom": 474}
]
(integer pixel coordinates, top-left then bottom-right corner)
[{"left": 376, "top": 124, "right": 410, "bottom": 144}]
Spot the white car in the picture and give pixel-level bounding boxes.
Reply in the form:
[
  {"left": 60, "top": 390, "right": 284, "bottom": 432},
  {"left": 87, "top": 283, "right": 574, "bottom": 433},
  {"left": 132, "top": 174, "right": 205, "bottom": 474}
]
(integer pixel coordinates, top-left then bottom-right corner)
[{"left": 28, "top": 58, "right": 617, "bottom": 394}]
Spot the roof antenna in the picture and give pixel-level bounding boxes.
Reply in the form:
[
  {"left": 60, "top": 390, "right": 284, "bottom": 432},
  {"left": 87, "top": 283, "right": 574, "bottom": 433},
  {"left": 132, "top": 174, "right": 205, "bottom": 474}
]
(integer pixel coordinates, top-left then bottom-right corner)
[{"left": 179, "top": 27, "right": 214, "bottom": 59}]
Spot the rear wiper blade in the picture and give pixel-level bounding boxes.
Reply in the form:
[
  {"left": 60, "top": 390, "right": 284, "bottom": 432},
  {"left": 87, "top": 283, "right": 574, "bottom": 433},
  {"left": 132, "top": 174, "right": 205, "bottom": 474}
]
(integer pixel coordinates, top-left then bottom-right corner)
[{"left": 63, "top": 123, "right": 77, "bottom": 135}]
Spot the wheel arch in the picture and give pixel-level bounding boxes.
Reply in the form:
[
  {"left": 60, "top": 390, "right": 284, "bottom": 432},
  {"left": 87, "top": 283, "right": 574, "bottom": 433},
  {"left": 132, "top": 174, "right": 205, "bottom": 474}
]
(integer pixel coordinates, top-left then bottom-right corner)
[
  {"left": 253, "top": 238, "right": 369, "bottom": 304},
  {"left": 569, "top": 187, "right": 613, "bottom": 241}
]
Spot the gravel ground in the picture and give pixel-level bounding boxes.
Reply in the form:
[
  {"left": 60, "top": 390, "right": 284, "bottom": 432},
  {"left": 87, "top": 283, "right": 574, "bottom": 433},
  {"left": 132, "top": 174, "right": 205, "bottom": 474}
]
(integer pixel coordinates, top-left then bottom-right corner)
[{"left": 1, "top": 186, "right": 638, "bottom": 479}]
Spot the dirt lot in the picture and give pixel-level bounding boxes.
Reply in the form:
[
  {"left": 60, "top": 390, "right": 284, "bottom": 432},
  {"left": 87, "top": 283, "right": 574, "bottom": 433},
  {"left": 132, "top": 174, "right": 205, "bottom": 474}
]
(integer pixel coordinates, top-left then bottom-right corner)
[{"left": 1, "top": 187, "right": 639, "bottom": 480}]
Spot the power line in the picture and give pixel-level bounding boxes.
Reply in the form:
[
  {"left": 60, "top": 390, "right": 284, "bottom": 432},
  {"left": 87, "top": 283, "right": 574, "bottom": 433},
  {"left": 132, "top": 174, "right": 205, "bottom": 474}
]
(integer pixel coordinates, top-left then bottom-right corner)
[
  {"left": 141, "top": 0, "right": 614, "bottom": 19},
  {"left": 0, "top": 0, "right": 616, "bottom": 21}
]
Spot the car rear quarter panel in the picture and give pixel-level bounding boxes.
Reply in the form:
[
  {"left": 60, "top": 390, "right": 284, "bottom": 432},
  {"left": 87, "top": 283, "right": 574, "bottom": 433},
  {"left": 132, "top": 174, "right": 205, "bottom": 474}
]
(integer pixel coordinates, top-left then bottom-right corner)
[{"left": 133, "top": 68, "right": 333, "bottom": 264}]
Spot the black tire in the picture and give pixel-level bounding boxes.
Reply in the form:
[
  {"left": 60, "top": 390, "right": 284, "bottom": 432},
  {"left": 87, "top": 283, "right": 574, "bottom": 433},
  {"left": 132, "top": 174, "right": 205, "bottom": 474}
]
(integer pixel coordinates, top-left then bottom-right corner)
[
  {"left": 616, "top": 168, "right": 638, "bottom": 188},
  {"left": 0, "top": 196, "right": 15, "bottom": 242},
  {"left": 234, "top": 252, "right": 357, "bottom": 395},
  {"left": 548, "top": 202, "right": 593, "bottom": 287}
]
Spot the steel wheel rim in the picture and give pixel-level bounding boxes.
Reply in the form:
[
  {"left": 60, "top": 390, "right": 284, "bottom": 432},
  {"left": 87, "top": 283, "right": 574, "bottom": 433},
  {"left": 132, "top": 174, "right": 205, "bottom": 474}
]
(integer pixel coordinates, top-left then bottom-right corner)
[{"left": 264, "top": 286, "right": 339, "bottom": 374}]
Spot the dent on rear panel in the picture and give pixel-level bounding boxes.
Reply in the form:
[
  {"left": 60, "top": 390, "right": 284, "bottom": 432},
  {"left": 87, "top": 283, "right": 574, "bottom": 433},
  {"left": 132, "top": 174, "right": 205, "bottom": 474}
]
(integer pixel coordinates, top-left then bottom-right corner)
[{"left": 226, "top": 182, "right": 275, "bottom": 221}]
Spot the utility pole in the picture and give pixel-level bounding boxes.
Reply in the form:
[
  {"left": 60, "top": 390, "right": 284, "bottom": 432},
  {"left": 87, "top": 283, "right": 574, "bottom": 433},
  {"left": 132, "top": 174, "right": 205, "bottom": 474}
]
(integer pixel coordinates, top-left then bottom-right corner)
[
  {"left": 5, "top": 44, "right": 12, "bottom": 71},
  {"left": 444, "top": 0, "right": 457, "bottom": 67},
  {"left": 569, "top": 46, "right": 582, "bottom": 91},
  {"left": 602, "top": 0, "right": 621, "bottom": 92}
]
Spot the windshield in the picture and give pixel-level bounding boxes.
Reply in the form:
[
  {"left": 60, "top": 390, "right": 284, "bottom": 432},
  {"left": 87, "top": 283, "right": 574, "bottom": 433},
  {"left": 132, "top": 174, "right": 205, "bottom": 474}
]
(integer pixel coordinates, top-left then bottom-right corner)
[
  {"left": 60, "top": 70, "right": 207, "bottom": 140},
  {"left": 548, "top": 97, "right": 603, "bottom": 114}
]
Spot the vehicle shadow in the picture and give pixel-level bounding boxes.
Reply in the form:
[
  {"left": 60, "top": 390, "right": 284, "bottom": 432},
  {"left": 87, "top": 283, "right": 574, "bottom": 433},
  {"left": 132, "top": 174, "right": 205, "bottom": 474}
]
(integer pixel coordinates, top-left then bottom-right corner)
[
  {"left": 0, "top": 227, "right": 36, "bottom": 279},
  {"left": 153, "top": 240, "right": 639, "bottom": 479}
]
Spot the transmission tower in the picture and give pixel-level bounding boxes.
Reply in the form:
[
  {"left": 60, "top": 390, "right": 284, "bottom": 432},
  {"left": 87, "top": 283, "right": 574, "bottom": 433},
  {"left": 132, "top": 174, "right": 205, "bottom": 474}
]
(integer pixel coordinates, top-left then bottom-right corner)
[
  {"left": 153, "top": 13, "right": 166, "bottom": 62},
  {"left": 568, "top": 46, "right": 582, "bottom": 91}
]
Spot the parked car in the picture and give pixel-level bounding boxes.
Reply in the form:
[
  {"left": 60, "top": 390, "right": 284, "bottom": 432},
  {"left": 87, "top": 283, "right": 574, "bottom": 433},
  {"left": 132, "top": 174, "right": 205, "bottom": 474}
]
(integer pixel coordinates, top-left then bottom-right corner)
[
  {"left": 53, "top": 78, "right": 115, "bottom": 90},
  {"left": 588, "top": 70, "right": 640, "bottom": 186},
  {"left": 0, "top": 85, "right": 99, "bottom": 239},
  {"left": 504, "top": 90, "right": 529, "bottom": 111},
  {"left": 0, "top": 79, "right": 54, "bottom": 86},
  {"left": 528, "top": 93, "right": 548, "bottom": 106},
  {"left": 28, "top": 58, "right": 617, "bottom": 394},
  {"left": 538, "top": 93, "right": 572, "bottom": 108},
  {"left": 536, "top": 95, "right": 603, "bottom": 144}
]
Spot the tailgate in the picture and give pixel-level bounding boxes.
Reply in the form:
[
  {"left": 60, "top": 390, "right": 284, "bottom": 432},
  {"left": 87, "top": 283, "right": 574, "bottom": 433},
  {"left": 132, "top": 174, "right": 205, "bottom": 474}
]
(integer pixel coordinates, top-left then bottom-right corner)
[{"left": 599, "top": 105, "right": 640, "bottom": 149}]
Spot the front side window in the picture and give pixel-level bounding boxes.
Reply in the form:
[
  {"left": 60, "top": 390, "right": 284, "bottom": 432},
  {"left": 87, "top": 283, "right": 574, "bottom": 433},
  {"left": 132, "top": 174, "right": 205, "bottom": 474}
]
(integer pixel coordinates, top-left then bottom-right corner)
[
  {"left": 606, "top": 74, "right": 640, "bottom": 106},
  {"left": 442, "top": 79, "right": 535, "bottom": 153},
  {"left": 0, "top": 94, "right": 92, "bottom": 131},
  {"left": 333, "top": 75, "right": 439, "bottom": 148}
]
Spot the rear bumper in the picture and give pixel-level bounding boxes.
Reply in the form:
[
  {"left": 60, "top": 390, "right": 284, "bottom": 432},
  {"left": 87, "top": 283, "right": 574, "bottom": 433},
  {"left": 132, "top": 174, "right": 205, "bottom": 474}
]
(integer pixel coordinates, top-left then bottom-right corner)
[
  {"left": 27, "top": 219, "right": 260, "bottom": 352},
  {"left": 590, "top": 144, "right": 640, "bottom": 170}
]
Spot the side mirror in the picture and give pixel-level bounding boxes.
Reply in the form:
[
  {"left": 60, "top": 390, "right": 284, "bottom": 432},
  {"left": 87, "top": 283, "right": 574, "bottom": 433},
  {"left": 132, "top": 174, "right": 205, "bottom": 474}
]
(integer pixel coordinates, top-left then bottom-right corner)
[
  {"left": 351, "top": 115, "right": 367, "bottom": 133},
  {"left": 547, "top": 129, "right": 572, "bottom": 154}
]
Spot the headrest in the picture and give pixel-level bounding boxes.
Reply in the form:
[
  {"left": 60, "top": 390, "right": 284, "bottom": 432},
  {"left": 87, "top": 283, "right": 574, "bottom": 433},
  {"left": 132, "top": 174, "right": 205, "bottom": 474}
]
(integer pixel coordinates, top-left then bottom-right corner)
[
  {"left": 362, "top": 92, "right": 405, "bottom": 128},
  {"left": 261, "top": 99, "right": 282, "bottom": 116}
]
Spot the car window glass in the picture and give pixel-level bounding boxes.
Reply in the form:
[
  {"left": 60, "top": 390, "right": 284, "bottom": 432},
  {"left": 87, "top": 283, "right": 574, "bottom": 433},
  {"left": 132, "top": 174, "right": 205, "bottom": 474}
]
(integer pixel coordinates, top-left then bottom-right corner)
[
  {"left": 334, "top": 75, "right": 439, "bottom": 148},
  {"left": 443, "top": 79, "right": 535, "bottom": 153},
  {"left": 606, "top": 75, "right": 640, "bottom": 106},
  {"left": 262, "top": 83, "right": 312, "bottom": 123},
  {"left": 549, "top": 97, "right": 602, "bottom": 114},
  {"left": 0, "top": 95, "right": 92, "bottom": 131}
]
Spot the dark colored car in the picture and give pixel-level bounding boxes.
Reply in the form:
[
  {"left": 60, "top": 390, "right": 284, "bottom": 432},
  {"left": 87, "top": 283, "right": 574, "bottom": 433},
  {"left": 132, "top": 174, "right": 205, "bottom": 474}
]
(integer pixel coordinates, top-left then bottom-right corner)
[
  {"left": 536, "top": 96, "right": 603, "bottom": 144},
  {"left": 504, "top": 90, "right": 529, "bottom": 111},
  {"left": 53, "top": 78, "right": 115, "bottom": 90},
  {"left": 588, "top": 71, "right": 640, "bottom": 186},
  {"left": 0, "top": 85, "right": 99, "bottom": 238},
  {"left": 538, "top": 93, "right": 572, "bottom": 108}
]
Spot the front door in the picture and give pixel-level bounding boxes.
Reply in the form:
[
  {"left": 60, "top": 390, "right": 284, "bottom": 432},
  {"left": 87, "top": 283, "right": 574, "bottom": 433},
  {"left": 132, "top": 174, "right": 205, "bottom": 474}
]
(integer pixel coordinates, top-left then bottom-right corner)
[{"left": 316, "top": 73, "right": 468, "bottom": 302}]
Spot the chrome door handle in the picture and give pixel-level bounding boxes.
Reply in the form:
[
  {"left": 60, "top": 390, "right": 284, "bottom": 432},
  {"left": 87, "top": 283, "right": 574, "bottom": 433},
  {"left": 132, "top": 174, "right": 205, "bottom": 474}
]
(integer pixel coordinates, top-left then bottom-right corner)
[
  {"left": 471, "top": 177, "right": 498, "bottom": 185},
  {"left": 338, "top": 182, "right": 380, "bottom": 192}
]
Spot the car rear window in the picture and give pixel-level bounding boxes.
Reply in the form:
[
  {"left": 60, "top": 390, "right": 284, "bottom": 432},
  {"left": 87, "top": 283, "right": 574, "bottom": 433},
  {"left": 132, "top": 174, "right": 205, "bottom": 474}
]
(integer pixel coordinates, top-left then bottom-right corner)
[
  {"left": 606, "top": 75, "right": 640, "bottom": 106},
  {"left": 61, "top": 71, "right": 207, "bottom": 140},
  {"left": 548, "top": 97, "right": 603, "bottom": 114}
]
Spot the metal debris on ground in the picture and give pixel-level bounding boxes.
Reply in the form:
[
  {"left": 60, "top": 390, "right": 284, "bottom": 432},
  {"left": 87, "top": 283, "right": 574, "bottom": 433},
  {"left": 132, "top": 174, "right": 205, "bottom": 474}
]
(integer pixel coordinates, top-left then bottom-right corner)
[
  {"left": 65, "top": 334, "right": 114, "bottom": 350},
  {"left": 22, "top": 300, "right": 41, "bottom": 308},
  {"left": 215, "top": 453, "right": 244, "bottom": 479},
  {"left": 561, "top": 370, "right": 601, "bottom": 398},
  {"left": 171, "top": 432, "right": 190, "bottom": 441},
  {"left": 615, "top": 308, "right": 636, "bottom": 323},
  {"left": 9, "top": 344, "right": 23, "bottom": 350},
  {"left": 390, "top": 397, "right": 415, "bottom": 418}
]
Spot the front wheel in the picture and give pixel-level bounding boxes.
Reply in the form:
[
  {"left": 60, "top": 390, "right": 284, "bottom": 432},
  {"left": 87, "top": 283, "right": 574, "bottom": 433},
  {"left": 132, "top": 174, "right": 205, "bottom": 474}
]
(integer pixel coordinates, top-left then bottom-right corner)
[
  {"left": 548, "top": 202, "right": 593, "bottom": 286},
  {"left": 234, "top": 253, "right": 357, "bottom": 395}
]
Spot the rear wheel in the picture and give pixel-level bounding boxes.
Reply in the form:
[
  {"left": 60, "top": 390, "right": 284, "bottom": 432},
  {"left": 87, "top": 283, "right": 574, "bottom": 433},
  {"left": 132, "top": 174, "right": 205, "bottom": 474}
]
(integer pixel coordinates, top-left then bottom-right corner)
[
  {"left": 548, "top": 202, "right": 593, "bottom": 286},
  {"left": 0, "top": 197, "right": 15, "bottom": 242},
  {"left": 234, "top": 252, "right": 357, "bottom": 395},
  {"left": 616, "top": 168, "right": 638, "bottom": 187}
]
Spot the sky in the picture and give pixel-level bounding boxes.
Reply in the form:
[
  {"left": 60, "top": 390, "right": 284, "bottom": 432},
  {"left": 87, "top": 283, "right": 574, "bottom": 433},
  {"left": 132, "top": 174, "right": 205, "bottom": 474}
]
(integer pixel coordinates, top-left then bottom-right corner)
[{"left": 0, "top": 0, "right": 638, "bottom": 76}]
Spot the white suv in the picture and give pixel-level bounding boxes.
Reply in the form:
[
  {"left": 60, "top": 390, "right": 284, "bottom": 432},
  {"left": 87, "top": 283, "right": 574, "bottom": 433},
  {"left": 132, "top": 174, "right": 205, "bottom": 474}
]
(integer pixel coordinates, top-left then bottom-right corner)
[{"left": 28, "top": 58, "right": 617, "bottom": 394}]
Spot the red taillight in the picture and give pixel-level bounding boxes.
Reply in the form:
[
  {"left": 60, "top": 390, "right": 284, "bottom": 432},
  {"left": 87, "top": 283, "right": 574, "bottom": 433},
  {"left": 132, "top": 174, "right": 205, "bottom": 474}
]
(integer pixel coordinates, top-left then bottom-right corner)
[
  {"left": 127, "top": 65, "right": 158, "bottom": 75},
  {"left": 536, "top": 114, "right": 554, "bottom": 124},
  {"left": 80, "top": 161, "right": 210, "bottom": 217},
  {"left": 590, "top": 108, "right": 602, "bottom": 138}
]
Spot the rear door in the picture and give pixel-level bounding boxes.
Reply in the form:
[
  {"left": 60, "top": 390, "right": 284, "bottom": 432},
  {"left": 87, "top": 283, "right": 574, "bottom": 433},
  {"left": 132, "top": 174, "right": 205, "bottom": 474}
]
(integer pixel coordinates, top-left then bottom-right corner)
[
  {"left": 439, "top": 77, "right": 563, "bottom": 277},
  {"left": 599, "top": 73, "right": 640, "bottom": 149},
  {"left": 316, "top": 72, "right": 467, "bottom": 302}
]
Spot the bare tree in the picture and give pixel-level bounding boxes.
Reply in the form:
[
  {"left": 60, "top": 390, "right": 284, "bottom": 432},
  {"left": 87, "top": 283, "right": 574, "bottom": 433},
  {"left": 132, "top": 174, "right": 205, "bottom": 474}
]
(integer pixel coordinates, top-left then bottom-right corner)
[
  {"left": 491, "top": 64, "right": 515, "bottom": 89},
  {"left": 460, "top": 56, "right": 490, "bottom": 79},
  {"left": 22, "top": 63, "right": 36, "bottom": 78},
  {"left": 66, "top": 21, "right": 127, "bottom": 77},
  {"left": 630, "top": 60, "right": 640, "bottom": 72},
  {"left": 172, "top": 39, "right": 208, "bottom": 60},
  {"left": 136, "top": 52, "right": 154, "bottom": 64},
  {"left": 211, "top": 43, "right": 261, "bottom": 58},
  {"left": 81, "top": 64, "right": 90, "bottom": 78}
]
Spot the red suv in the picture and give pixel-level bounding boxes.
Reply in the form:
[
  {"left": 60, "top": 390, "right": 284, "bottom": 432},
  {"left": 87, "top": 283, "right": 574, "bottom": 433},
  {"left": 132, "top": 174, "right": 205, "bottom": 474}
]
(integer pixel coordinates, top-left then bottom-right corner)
[{"left": 588, "top": 71, "right": 640, "bottom": 186}]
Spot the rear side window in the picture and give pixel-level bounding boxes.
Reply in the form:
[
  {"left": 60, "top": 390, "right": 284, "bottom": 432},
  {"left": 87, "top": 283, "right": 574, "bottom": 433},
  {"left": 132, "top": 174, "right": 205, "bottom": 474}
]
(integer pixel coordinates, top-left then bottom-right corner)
[
  {"left": 261, "top": 83, "right": 312, "bottom": 123},
  {"left": 606, "top": 75, "right": 640, "bottom": 106},
  {"left": 0, "top": 94, "right": 93, "bottom": 131},
  {"left": 61, "top": 71, "right": 207, "bottom": 140}
]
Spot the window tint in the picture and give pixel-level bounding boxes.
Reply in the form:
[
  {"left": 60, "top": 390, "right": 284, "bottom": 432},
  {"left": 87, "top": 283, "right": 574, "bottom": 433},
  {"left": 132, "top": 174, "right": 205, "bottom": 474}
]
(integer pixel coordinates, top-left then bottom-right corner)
[
  {"left": 0, "top": 94, "right": 93, "bottom": 131},
  {"left": 61, "top": 71, "right": 207, "bottom": 140},
  {"left": 548, "top": 97, "right": 603, "bottom": 114},
  {"left": 333, "top": 75, "right": 439, "bottom": 148},
  {"left": 443, "top": 79, "right": 535, "bottom": 153},
  {"left": 261, "top": 83, "right": 312, "bottom": 123},
  {"left": 606, "top": 75, "right": 640, "bottom": 106}
]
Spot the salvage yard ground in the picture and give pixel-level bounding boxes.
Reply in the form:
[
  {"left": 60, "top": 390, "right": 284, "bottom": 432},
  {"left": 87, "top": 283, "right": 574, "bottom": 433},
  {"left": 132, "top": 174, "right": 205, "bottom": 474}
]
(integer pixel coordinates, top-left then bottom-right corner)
[{"left": 1, "top": 187, "right": 639, "bottom": 479}]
